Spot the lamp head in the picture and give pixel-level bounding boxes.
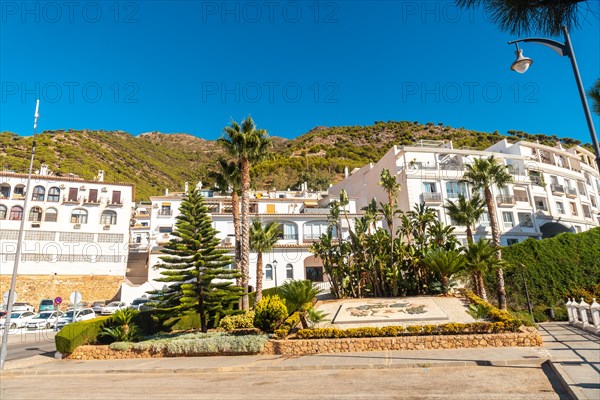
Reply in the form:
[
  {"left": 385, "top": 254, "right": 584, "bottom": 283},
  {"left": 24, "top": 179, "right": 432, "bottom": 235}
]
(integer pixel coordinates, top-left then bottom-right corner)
[
  {"left": 272, "top": 260, "right": 278, "bottom": 267},
  {"left": 511, "top": 48, "right": 533, "bottom": 73}
]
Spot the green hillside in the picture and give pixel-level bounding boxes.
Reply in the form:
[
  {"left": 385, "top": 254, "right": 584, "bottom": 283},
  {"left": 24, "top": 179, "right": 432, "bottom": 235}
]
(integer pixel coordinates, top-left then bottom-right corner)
[{"left": 0, "top": 122, "right": 587, "bottom": 200}]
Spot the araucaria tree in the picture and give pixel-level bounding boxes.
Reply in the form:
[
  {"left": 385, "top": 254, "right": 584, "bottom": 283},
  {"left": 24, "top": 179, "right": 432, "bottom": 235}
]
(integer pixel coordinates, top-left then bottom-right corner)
[
  {"left": 219, "top": 116, "right": 271, "bottom": 311},
  {"left": 463, "top": 155, "right": 513, "bottom": 310},
  {"left": 153, "top": 190, "right": 242, "bottom": 332}
]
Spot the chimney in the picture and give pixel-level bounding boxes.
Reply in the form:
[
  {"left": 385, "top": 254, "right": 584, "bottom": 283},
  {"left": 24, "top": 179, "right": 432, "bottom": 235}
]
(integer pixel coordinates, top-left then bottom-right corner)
[
  {"left": 40, "top": 164, "right": 49, "bottom": 176},
  {"left": 196, "top": 181, "right": 203, "bottom": 191},
  {"left": 165, "top": 188, "right": 169, "bottom": 195},
  {"left": 184, "top": 182, "right": 189, "bottom": 193},
  {"left": 97, "top": 170, "right": 105, "bottom": 182},
  {"left": 344, "top": 166, "right": 349, "bottom": 178}
]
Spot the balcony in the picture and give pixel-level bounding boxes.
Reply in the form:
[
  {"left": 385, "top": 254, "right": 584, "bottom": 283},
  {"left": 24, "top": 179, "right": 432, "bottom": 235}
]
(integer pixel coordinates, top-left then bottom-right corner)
[
  {"left": 496, "top": 195, "right": 515, "bottom": 206},
  {"left": 514, "top": 193, "right": 529, "bottom": 203},
  {"left": 565, "top": 187, "right": 578, "bottom": 198},
  {"left": 12, "top": 193, "right": 25, "bottom": 200},
  {"left": 106, "top": 200, "right": 123, "bottom": 207},
  {"left": 62, "top": 196, "right": 80, "bottom": 204},
  {"left": 83, "top": 198, "right": 101, "bottom": 205},
  {"left": 303, "top": 234, "right": 323, "bottom": 243},
  {"left": 157, "top": 210, "right": 173, "bottom": 217},
  {"left": 551, "top": 184, "right": 564, "bottom": 195},
  {"left": 279, "top": 233, "right": 299, "bottom": 240},
  {"left": 421, "top": 192, "right": 442, "bottom": 204}
]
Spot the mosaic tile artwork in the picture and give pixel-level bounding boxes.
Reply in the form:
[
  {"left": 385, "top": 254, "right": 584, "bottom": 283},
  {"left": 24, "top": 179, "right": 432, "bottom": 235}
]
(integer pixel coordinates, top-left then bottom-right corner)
[{"left": 332, "top": 298, "right": 449, "bottom": 324}]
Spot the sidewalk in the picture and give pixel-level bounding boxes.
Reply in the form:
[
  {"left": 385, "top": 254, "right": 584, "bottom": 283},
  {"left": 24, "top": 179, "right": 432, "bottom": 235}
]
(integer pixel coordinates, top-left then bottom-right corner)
[
  {"left": 2, "top": 346, "right": 550, "bottom": 376},
  {"left": 538, "top": 322, "right": 600, "bottom": 400}
]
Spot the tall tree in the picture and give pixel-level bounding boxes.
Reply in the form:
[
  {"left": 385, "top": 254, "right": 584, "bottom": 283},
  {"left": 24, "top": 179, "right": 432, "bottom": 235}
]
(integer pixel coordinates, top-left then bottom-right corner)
[
  {"left": 588, "top": 78, "right": 600, "bottom": 116},
  {"left": 378, "top": 168, "right": 401, "bottom": 265},
  {"left": 250, "top": 219, "right": 280, "bottom": 306},
  {"left": 463, "top": 239, "right": 505, "bottom": 302},
  {"left": 463, "top": 155, "right": 513, "bottom": 310},
  {"left": 218, "top": 116, "right": 271, "bottom": 310},
  {"left": 456, "top": 0, "right": 591, "bottom": 36},
  {"left": 208, "top": 159, "right": 242, "bottom": 285},
  {"left": 152, "top": 190, "right": 242, "bottom": 332}
]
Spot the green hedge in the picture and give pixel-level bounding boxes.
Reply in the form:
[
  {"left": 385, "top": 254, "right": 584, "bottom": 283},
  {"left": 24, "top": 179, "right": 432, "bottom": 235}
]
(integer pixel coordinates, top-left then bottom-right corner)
[
  {"left": 495, "top": 228, "right": 600, "bottom": 310},
  {"left": 55, "top": 317, "right": 110, "bottom": 354}
]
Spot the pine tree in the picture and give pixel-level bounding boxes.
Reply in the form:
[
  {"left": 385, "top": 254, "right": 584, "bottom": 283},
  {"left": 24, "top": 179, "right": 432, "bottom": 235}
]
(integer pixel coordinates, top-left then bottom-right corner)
[{"left": 153, "top": 190, "right": 242, "bottom": 332}]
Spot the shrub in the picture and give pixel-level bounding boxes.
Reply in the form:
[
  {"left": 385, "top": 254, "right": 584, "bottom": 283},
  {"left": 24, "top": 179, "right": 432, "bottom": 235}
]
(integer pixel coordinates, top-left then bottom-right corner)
[
  {"left": 55, "top": 317, "right": 110, "bottom": 354},
  {"left": 219, "top": 311, "right": 255, "bottom": 331},
  {"left": 109, "top": 342, "right": 131, "bottom": 351},
  {"left": 100, "top": 308, "right": 141, "bottom": 343},
  {"left": 169, "top": 313, "right": 201, "bottom": 331},
  {"left": 253, "top": 295, "right": 288, "bottom": 333}
]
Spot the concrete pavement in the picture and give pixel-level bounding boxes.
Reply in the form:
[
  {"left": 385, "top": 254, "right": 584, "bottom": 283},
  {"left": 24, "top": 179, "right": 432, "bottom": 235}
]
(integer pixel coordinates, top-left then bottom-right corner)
[{"left": 538, "top": 322, "right": 600, "bottom": 400}]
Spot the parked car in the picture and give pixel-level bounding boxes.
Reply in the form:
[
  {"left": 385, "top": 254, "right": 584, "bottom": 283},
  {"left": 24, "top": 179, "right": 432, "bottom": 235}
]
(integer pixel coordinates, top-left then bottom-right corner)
[
  {"left": 26, "top": 311, "right": 63, "bottom": 330},
  {"left": 56, "top": 308, "right": 96, "bottom": 328},
  {"left": 91, "top": 301, "right": 106, "bottom": 314},
  {"left": 12, "top": 303, "right": 35, "bottom": 312},
  {"left": 0, "top": 311, "right": 37, "bottom": 329},
  {"left": 38, "top": 299, "right": 55, "bottom": 312},
  {"left": 129, "top": 298, "right": 150, "bottom": 310},
  {"left": 101, "top": 301, "right": 127, "bottom": 315}
]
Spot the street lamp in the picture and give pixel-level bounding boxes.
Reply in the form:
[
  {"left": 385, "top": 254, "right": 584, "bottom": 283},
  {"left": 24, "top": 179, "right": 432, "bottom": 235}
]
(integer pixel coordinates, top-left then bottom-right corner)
[
  {"left": 508, "top": 26, "right": 600, "bottom": 172},
  {"left": 272, "top": 259, "right": 278, "bottom": 288}
]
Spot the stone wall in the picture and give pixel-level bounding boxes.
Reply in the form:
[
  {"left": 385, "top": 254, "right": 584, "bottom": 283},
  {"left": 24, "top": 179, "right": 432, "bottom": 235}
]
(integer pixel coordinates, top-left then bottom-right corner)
[
  {"left": 68, "top": 329, "right": 542, "bottom": 360},
  {"left": 0, "top": 275, "right": 123, "bottom": 307}
]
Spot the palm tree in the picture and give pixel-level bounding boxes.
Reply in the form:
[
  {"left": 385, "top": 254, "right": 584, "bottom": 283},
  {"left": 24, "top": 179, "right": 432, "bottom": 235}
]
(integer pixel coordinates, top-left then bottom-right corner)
[
  {"left": 463, "top": 155, "right": 513, "bottom": 310},
  {"left": 444, "top": 194, "right": 486, "bottom": 244},
  {"left": 456, "top": 0, "right": 591, "bottom": 36},
  {"left": 422, "top": 249, "right": 466, "bottom": 295},
  {"left": 219, "top": 116, "right": 271, "bottom": 310},
  {"left": 378, "top": 168, "right": 401, "bottom": 264},
  {"left": 250, "top": 220, "right": 280, "bottom": 306},
  {"left": 278, "top": 280, "right": 322, "bottom": 329},
  {"left": 209, "top": 159, "right": 242, "bottom": 285},
  {"left": 463, "top": 239, "right": 505, "bottom": 301},
  {"left": 588, "top": 79, "right": 600, "bottom": 116}
]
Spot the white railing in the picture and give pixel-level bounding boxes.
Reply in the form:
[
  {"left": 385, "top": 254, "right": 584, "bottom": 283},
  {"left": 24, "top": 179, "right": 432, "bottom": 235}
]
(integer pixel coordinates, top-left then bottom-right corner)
[
  {"left": 566, "top": 298, "right": 600, "bottom": 335},
  {"left": 313, "top": 281, "right": 332, "bottom": 293}
]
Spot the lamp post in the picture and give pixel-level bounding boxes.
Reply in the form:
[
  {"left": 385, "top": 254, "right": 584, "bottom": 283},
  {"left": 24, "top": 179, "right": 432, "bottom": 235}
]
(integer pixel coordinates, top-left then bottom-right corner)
[
  {"left": 272, "top": 259, "right": 278, "bottom": 288},
  {"left": 508, "top": 26, "right": 600, "bottom": 172}
]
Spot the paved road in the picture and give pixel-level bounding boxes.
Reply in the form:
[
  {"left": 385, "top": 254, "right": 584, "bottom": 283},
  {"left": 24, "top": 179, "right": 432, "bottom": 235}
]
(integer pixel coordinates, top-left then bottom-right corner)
[
  {"left": 1, "top": 365, "right": 569, "bottom": 400},
  {"left": 4, "top": 329, "right": 56, "bottom": 361}
]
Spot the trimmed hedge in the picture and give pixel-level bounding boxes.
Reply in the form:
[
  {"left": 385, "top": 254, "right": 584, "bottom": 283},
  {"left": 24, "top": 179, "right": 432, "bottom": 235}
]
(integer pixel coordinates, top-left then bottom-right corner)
[
  {"left": 55, "top": 316, "right": 110, "bottom": 354},
  {"left": 295, "top": 292, "right": 522, "bottom": 339}
]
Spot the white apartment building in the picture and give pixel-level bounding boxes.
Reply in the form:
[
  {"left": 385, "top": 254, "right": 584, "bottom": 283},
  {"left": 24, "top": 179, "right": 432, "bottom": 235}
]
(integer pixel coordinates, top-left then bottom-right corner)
[
  {"left": 121, "top": 184, "right": 359, "bottom": 303},
  {"left": 329, "top": 140, "right": 600, "bottom": 246}
]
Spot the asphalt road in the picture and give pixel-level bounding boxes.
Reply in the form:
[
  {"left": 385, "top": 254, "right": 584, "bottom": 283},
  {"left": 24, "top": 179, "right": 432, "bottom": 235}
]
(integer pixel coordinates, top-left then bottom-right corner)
[
  {"left": 1, "top": 365, "right": 569, "bottom": 400},
  {"left": 4, "top": 329, "right": 56, "bottom": 361}
]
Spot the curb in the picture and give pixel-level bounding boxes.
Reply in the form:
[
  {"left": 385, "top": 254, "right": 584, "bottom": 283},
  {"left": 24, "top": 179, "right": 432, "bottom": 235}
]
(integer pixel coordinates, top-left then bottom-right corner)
[
  {"left": 0, "top": 357, "right": 547, "bottom": 377},
  {"left": 547, "top": 360, "right": 587, "bottom": 400},
  {"left": 3, "top": 355, "right": 56, "bottom": 371}
]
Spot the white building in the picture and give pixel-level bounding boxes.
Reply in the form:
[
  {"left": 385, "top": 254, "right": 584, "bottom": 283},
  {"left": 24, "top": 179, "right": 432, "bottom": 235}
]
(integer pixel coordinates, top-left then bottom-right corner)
[
  {"left": 0, "top": 166, "right": 134, "bottom": 304},
  {"left": 121, "top": 185, "right": 359, "bottom": 303},
  {"left": 329, "top": 140, "right": 600, "bottom": 246}
]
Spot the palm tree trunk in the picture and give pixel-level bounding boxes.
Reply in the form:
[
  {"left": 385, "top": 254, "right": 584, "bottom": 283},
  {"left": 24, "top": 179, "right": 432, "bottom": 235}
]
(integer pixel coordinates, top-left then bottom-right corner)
[
  {"left": 232, "top": 191, "right": 242, "bottom": 286},
  {"left": 254, "top": 252, "right": 263, "bottom": 307},
  {"left": 477, "top": 271, "right": 488, "bottom": 301},
  {"left": 240, "top": 158, "right": 251, "bottom": 311},
  {"left": 484, "top": 187, "right": 507, "bottom": 310}
]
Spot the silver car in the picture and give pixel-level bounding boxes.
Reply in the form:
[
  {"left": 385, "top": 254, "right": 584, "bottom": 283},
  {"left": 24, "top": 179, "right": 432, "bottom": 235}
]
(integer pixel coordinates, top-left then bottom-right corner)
[{"left": 26, "top": 311, "right": 63, "bottom": 330}]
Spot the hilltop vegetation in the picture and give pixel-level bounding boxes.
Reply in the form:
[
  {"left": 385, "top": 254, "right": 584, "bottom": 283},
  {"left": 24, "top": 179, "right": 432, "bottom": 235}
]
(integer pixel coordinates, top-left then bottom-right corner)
[{"left": 0, "top": 121, "right": 586, "bottom": 200}]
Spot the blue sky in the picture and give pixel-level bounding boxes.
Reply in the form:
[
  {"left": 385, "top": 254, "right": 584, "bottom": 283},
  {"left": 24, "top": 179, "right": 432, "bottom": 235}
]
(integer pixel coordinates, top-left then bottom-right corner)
[{"left": 1, "top": 1, "right": 599, "bottom": 143}]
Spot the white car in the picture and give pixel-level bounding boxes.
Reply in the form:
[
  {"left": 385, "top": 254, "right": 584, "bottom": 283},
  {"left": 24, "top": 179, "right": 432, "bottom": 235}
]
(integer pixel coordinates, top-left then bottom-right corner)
[
  {"left": 56, "top": 308, "right": 96, "bottom": 328},
  {"left": 0, "top": 311, "right": 37, "bottom": 330},
  {"left": 26, "top": 311, "right": 64, "bottom": 330},
  {"left": 129, "top": 298, "right": 150, "bottom": 310},
  {"left": 12, "top": 303, "right": 35, "bottom": 312},
  {"left": 101, "top": 301, "right": 127, "bottom": 315}
]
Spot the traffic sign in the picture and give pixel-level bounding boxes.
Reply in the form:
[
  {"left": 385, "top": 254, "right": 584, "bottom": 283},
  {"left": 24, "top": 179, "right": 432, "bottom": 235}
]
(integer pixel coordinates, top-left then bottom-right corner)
[
  {"left": 69, "top": 291, "right": 82, "bottom": 305},
  {"left": 54, "top": 297, "right": 62, "bottom": 305},
  {"left": 2, "top": 290, "right": 17, "bottom": 305}
]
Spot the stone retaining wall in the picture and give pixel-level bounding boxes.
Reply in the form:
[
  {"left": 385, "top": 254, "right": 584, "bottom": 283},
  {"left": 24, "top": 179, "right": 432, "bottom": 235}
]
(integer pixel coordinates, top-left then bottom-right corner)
[{"left": 68, "top": 329, "right": 542, "bottom": 360}]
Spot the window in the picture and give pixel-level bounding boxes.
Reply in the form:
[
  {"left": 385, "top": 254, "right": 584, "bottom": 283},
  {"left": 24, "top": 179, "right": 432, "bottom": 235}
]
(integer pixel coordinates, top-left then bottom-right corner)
[
  {"left": 265, "top": 264, "right": 273, "bottom": 280},
  {"left": 582, "top": 205, "right": 592, "bottom": 218},
  {"left": 577, "top": 181, "right": 586, "bottom": 197},
  {"left": 517, "top": 213, "right": 533, "bottom": 227},
  {"left": 45, "top": 208, "right": 58, "bottom": 222},
  {"left": 550, "top": 175, "right": 559, "bottom": 185},
  {"left": 305, "top": 266, "right": 324, "bottom": 282},
  {"left": 160, "top": 203, "right": 171, "bottom": 216},
  {"left": 478, "top": 212, "right": 490, "bottom": 226},
  {"left": 71, "top": 208, "right": 88, "bottom": 224},
  {"left": 534, "top": 198, "right": 547, "bottom": 211},
  {"left": 591, "top": 196, "right": 597, "bottom": 208},
  {"left": 506, "top": 238, "right": 519, "bottom": 246},
  {"left": 569, "top": 202, "right": 578, "bottom": 216},
  {"left": 32, "top": 185, "right": 45, "bottom": 201},
  {"left": 158, "top": 226, "right": 172, "bottom": 233},
  {"left": 100, "top": 210, "right": 117, "bottom": 225},
  {"left": 556, "top": 202, "right": 565, "bottom": 214},
  {"left": 111, "top": 191, "right": 121, "bottom": 204},
  {"left": 88, "top": 189, "right": 98, "bottom": 203},
  {"left": 0, "top": 205, "right": 6, "bottom": 220},
  {"left": 9, "top": 206, "right": 23, "bottom": 220},
  {"left": 266, "top": 204, "right": 275, "bottom": 214},
  {"left": 303, "top": 221, "right": 334, "bottom": 241},
  {"left": 278, "top": 222, "right": 298, "bottom": 240},
  {"left": 47, "top": 187, "right": 60, "bottom": 202},
  {"left": 68, "top": 188, "right": 78, "bottom": 201},
  {"left": 445, "top": 181, "right": 467, "bottom": 198},
  {"left": 28, "top": 207, "right": 43, "bottom": 222},
  {"left": 502, "top": 212, "right": 514, "bottom": 228},
  {"left": 0, "top": 184, "right": 10, "bottom": 199},
  {"left": 423, "top": 182, "right": 437, "bottom": 193},
  {"left": 286, "top": 263, "right": 294, "bottom": 279},
  {"left": 513, "top": 189, "right": 528, "bottom": 202},
  {"left": 14, "top": 185, "right": 25, "bottom": 196}
]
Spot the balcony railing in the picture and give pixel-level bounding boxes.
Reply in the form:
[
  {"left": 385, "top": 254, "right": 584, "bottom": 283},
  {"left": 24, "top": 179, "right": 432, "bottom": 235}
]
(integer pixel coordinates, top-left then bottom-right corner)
[
  {"left": 303, "top": 234, "right": 323, "bottom": 242},
  {"left": 551, "top": 184, "right": 564, "bottom": 194},
  {"left": 422, "top": 192, "right": 442, "bottom": 203},
  {"left": 158, "top": 210, "right": 173, "bottom": 217},
  {"left": 496, "top": 195, "right": 515, "bottom": 205},
  {"left": 279, "top": 234, "right": 299, "bottom": 240},
  {"left": 565, "top": 187, "right": 578, "bottom": 198}
]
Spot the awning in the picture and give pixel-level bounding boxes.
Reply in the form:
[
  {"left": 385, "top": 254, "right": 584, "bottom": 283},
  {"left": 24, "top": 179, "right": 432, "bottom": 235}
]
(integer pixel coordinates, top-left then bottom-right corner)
[
  {"left": 161, "top": 202, "right": 171, "bottom": 206},
  {"left": 303, "top": 200, "right": 319, "bottom": 207}
]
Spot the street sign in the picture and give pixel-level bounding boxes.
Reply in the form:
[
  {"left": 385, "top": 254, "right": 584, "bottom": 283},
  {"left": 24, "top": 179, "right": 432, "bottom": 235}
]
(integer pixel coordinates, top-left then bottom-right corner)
[
  {"left": 69, "top": 291, "right": 82, "bottom": 305},
  {"left": 2, "top": 290, "right": 17, "bottom": 305},
  {"left": 54, "top": 297, "right": 62, "bottom": 305}
]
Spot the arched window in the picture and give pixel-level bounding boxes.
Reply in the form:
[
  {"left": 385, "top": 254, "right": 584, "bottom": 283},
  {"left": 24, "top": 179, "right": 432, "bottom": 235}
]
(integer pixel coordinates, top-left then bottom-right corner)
[
  {"left": 0, "top": 205, "right": 7, "bottom": 220},
  {"left": 71, "top": 209, "right": 88, "bottom": 224},
  {"left": 0, "top": 183, "right": 10, "bottom": 199},
  {"left": 265, "top": 264, "right": 273, "bottom": 281},
  {"left": 28, "top": 207, "right": 43, "bottom": 222},
  {"left": 32, "top": 185, "right": 45, "bottom": 201},
  {"left": 303, "top": 221, "right": 334, "bottom": 241},
  {"left": 13, "top": 184, "right": 25, "bottom": 198},
  {"left": 47, "top": 187, "right": 60, "bottom": 202},
  {"left": 100, "top": 210, "right": 117, "bottom": 225},
  {"left": 45, "top": 208, "right": 58, "bottom": 222},
  {"left": 9, "top": 206, "right": 23, "bottom": 220},
  {"left": 277, "top": 222, "right": 298, "bottom": 240},
  {"left": 286, "top": 263, "right": 294, "bottom": 279}
]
